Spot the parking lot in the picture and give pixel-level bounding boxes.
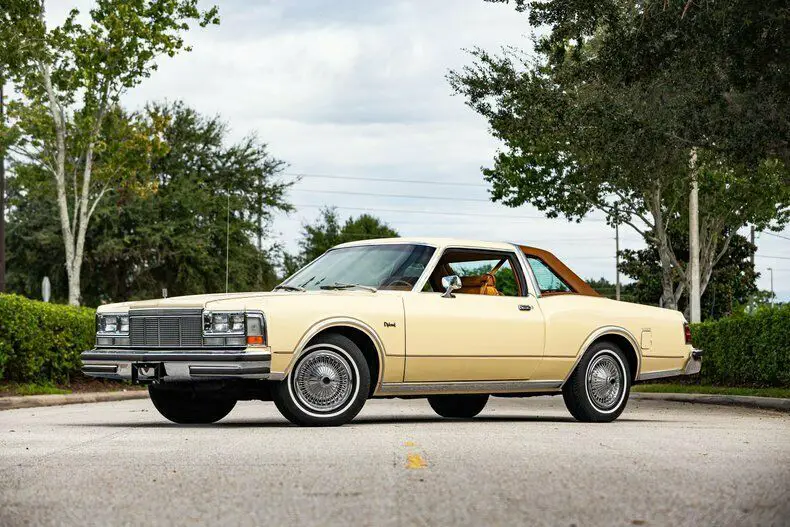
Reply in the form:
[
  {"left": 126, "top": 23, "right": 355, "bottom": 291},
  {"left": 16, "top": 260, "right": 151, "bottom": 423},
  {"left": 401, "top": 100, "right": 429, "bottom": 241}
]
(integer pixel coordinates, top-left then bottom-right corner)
[{"left": 1, "top": 396, "right": 788, "bottom": 526}]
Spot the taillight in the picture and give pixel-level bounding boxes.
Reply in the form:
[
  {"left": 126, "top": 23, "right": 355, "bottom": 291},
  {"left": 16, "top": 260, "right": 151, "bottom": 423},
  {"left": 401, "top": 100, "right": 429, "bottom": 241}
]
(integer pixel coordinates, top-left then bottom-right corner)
[{"left": 684, "top": 323, "right": 692, "bottom": 345}]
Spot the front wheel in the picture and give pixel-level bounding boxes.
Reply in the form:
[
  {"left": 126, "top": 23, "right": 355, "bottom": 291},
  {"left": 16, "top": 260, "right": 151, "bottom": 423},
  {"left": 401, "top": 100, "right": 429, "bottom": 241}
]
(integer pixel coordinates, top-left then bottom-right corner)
[
  {"left": 562, "top": 342, "right": 631, "bottom": 423},
  {"left": 272, "top": 333, "right": 370, "bottom": 426},
  {"left": 428, "top": 394, "right": 489, "bottom": 418},
  {"left": 148, "top": 385, "right": 236, "bottom": 424}
]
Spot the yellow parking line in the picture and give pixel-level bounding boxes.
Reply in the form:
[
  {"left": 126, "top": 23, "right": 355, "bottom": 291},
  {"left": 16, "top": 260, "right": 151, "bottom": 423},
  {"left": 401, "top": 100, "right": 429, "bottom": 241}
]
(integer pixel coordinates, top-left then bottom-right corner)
[{"left": 406, "top": 453, "right": 427, "bottom": 469}]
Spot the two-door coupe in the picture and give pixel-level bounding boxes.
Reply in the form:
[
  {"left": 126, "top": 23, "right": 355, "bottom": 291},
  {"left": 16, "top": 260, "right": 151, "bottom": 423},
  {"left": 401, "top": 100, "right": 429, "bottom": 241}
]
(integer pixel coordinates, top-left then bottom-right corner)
[{"left": 81, "top": 238, "right": 702, "bottom": 426}]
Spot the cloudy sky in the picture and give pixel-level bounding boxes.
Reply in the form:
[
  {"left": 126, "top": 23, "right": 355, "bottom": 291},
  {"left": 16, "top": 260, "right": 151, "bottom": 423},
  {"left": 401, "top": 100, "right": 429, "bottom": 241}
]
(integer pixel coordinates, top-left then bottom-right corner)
[{"left": 48, "top": 0, "right": 789, "bottom": 299}]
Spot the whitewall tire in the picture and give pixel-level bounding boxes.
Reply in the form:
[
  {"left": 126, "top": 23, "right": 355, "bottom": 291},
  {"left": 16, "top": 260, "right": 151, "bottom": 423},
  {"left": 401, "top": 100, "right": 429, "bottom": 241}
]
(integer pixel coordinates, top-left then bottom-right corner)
[
  {"left": 272, "top": 333, "right": 370, "bottom": 426},
  {"left": 562, "top": 342, "right": 631, "bottom": 423}
]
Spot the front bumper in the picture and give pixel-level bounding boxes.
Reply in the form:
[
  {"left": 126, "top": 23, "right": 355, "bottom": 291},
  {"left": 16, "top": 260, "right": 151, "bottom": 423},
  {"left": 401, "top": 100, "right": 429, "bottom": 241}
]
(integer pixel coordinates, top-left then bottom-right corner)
[{"left": 81, "top": 348, "right": 272, "bottom": 382}]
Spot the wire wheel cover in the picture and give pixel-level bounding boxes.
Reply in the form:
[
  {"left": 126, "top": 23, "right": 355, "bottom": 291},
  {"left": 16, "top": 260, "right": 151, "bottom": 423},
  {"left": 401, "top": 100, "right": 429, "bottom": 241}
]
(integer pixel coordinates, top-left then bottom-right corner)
[
  {"left": 292, "top": 350, "right": 354, "bottom": 413},
  {"left": 586, "top": 354, "right": 623, "bottom": 410}
]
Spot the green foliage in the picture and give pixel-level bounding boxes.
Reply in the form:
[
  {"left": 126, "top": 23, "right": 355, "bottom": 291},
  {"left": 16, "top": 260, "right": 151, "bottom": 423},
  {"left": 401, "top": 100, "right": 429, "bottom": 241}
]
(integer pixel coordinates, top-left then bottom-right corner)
[
  {"left": 0, "top": 294, "right": 94, "bottom": 383},
  {"left": 692, "top": 305, "right": 790, "bottom": 387},
  {"left": 4, "top": 0, "right": 219, "bottom": 305},
  {"left": 450, "top": 0, "right": 790, "bottom": 310},
  {"left": 284, "top": 207, "right": 398, "bottom": 276},
  {"left": 620, "top": 232, "right": 758, "bottom": 319},
  {"left": 584, "top": 277, "right": 639, "bottom": 303},
  {"left": 6, "top": 102, "right": 291, "bottom": 304}
]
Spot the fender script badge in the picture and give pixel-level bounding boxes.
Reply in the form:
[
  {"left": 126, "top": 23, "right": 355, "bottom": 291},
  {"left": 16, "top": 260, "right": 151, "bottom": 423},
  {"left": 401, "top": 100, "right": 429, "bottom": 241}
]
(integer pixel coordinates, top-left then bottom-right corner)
[{"left": 384, "top": 322, "right": 397, "bottom": 328}]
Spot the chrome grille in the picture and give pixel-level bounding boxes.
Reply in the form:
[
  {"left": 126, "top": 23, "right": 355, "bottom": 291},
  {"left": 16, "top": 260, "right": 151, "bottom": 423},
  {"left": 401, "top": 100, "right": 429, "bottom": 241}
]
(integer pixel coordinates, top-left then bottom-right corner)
[{"left": 128, "top": 309, "right": 203, "bottom": 348}]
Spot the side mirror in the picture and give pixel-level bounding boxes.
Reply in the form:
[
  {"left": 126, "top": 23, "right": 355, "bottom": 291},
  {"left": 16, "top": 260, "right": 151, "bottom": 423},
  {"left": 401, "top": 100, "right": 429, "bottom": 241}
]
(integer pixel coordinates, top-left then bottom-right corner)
[{"left": 441, "top": 275, "right": 462, "bottom": 298}]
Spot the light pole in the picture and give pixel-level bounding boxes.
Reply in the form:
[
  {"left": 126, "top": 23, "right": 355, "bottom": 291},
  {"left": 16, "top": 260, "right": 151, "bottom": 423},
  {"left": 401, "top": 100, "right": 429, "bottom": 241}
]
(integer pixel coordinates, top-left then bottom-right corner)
[{"left": 767, "top": 267, "right": 774, "bottom": 306}]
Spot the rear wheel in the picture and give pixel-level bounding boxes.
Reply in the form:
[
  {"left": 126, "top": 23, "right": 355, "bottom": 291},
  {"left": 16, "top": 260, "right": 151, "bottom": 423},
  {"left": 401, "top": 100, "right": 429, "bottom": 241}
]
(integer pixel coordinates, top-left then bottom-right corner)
[
  {"left": 562, "top": 341, "right": 631, "bottom": 423},
  {"left": 148, "top": 385, "right": 236, "bottom": 424},
  {"left": 272, "top": 333, "right": 370, "bottom": 426},
  {"left": 428, "top": 394, "right": 489, "bottom": 418}
]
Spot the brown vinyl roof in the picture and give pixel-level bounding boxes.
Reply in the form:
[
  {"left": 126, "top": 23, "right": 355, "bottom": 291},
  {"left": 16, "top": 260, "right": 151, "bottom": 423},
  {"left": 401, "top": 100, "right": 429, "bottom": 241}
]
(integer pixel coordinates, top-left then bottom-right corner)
[{"left": 519, "top": 245, "right": 600, "bottom": 297}]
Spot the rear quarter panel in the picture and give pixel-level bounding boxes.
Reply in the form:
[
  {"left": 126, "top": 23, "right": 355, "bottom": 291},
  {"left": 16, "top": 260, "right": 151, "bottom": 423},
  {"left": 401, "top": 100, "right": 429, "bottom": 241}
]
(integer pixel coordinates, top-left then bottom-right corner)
[{"left": 532, "top": 295, "right": 689, "bottom": 380}]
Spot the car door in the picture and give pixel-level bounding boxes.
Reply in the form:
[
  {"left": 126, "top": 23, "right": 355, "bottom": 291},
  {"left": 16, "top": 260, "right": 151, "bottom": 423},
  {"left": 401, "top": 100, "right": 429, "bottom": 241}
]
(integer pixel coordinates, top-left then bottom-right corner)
[{"left": 402, "top": 247, "right": 545, "bottom": 382}]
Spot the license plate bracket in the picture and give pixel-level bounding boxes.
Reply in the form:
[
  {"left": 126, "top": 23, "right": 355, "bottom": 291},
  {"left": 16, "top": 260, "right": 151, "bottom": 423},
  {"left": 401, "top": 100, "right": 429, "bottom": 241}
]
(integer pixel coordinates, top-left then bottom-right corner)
[{"left": 132, "top": 362, "right": 164, "bottom": 383}]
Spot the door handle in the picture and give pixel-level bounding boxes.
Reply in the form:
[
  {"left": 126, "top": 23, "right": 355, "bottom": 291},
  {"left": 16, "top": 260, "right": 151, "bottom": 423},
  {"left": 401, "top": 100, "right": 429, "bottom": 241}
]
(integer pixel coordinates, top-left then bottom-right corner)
[{"left": 518, "top": 304, "right": 532, "bottom": 311}]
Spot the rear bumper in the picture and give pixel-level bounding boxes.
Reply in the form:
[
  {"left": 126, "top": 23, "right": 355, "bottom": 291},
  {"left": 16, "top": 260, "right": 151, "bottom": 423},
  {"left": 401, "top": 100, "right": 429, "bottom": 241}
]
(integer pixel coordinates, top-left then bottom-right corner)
[
  {"left": 81, "top": 348, "right": 272, "bottom": 382},
  {"left": 637, "top": 348, "right": 703, "bottom": 381}
]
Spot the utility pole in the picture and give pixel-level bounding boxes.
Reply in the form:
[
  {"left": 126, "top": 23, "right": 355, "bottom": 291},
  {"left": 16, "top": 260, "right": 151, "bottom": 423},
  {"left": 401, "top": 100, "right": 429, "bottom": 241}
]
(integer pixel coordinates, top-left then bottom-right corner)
[
  {"left": 615, "top": 222, "right": 620, "bottom": 301},
  {"left": 689, "top": 148, "right": 701, "bottom": 323},
  {"left": 0, "top": 79, "right": 5, "bottom": 294},
  {"left": 749, "top": 225, "right": 756, "bottom": 313},
  {"left": 767, "top": 267, "right": 774, "bottom": 306}
]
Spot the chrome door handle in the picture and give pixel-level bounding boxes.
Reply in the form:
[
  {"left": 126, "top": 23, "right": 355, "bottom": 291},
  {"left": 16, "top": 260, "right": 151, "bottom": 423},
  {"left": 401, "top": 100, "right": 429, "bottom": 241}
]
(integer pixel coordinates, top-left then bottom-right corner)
[{"left": 518, "top": 304, "right": 532, "bottom": 311}]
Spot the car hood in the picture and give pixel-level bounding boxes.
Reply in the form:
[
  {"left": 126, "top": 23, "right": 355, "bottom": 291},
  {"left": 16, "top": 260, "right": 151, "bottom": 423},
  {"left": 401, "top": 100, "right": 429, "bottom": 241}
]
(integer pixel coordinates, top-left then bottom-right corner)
[{"left": 95, "top": 290, "right": 394, "bottom": 313}]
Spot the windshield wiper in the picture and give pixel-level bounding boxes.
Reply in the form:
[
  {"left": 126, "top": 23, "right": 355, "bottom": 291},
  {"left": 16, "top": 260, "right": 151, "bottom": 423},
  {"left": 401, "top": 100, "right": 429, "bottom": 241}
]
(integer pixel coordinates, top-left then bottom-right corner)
[
  {"left": 273, "top": 284, "right": 306, "bottom": 292},
  {"left": 319, "top": 282, "right": 377, "bottom": 293}
]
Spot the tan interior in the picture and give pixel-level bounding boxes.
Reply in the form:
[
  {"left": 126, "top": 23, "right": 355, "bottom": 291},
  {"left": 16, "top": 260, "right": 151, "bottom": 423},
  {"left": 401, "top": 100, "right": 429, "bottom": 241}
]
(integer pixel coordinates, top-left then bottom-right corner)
[{"left": 429, "top": 251, "right": 514, "bottom": 296}]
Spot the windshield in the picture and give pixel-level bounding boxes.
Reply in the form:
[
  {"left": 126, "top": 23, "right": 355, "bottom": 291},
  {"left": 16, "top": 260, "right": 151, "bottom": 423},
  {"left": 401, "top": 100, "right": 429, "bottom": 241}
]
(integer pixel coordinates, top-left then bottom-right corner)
[{"left": 281, "top": 244, "right": 436, "bottom": 291}]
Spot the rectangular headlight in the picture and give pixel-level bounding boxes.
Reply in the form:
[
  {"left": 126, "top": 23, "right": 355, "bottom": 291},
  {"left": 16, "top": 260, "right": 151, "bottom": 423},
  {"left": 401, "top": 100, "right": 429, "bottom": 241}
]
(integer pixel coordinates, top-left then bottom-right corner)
[
  {"left": 97, "top": 313, "right": 129, "bottom": 335},
  {"left": 203, "top": 311, "right": 245, "bottom": 335}
]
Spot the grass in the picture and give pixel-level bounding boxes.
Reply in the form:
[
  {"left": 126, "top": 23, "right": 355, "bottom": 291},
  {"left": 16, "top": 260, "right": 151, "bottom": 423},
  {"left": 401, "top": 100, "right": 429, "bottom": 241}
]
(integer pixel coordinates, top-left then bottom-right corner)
[
  {"left": 633, "top": 383, "right": 790, "bottom": 399},
  {"left": 0, "top": 378, "right": 145, "bottom": 397},
  {"left": 0, "top": 382, "right": 71, "bottom": 396}
]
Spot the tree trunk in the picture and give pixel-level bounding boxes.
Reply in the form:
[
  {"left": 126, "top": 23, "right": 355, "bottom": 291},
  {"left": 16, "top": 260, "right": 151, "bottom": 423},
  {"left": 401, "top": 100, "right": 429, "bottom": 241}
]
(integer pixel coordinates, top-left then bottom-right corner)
[
  {"left": 649, "top": 186, "right": 679, "bottom": 310},
  {"left": 689, "top": 148, "right": 701, "bottom": 323},
  {"left": 0, "top": 76, "right": 5, "bottom": 293}
]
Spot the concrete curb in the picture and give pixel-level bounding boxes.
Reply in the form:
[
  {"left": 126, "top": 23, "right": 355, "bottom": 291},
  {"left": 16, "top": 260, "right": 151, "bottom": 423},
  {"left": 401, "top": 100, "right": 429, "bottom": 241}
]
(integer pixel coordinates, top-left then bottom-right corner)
[
  {"left": 0, "top": 390, "right": 149, "bottom": 411},
  {"left": 631, "top": 392, "right": 790, "bottom": 413}
]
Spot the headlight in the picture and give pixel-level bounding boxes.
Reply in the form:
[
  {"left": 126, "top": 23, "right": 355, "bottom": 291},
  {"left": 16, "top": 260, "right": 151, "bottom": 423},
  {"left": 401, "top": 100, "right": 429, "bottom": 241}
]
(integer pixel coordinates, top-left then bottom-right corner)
[
  {"left": 203, "top": 312, "right": 245, "bottom": 335},
  {"left": 97, "top": 313, "right": 129, "bottom": 335}
]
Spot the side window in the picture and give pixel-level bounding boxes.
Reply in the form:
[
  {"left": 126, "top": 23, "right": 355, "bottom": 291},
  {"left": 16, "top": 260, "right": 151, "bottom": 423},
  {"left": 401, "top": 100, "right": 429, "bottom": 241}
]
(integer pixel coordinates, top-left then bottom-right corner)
[
  {"left": 526, "top": 257, "right": 572, "bottom": 294},
  {"left": 427, "top": 250, "right": 524, "bottom": 297}
]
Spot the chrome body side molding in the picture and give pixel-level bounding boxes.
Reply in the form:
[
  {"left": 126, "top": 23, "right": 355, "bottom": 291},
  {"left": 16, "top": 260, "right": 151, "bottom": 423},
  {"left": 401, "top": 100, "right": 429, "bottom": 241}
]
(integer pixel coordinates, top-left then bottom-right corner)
[{"left": 376, "top": 379, "right": 563, "bottom": 396}]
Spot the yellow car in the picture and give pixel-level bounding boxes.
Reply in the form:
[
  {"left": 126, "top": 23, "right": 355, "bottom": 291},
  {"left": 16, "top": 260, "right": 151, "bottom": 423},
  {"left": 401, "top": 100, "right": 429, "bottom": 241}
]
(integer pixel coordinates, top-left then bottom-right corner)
[{"left": 81, "top": 238, "right": 702, "bottom": 426}]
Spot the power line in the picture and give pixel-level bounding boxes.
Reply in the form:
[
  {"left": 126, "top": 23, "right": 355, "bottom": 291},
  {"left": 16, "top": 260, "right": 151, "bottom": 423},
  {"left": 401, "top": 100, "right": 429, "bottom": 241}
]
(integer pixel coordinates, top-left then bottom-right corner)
[
  {"left": 276, "top": 214, "right": 622, "bottom": 235},
  {"left": 289, "top": 202, "right": 607, "bottom": 221},
  {"left": 284, "top": 172, "right": 487, "bottom": 188},
  {"left": 291, "top": 188, "right": 494, "bottom": 204},
  {"left": 762, "top": 231, "right": 790, "bottom": 242},
  {"left": 755, "top": 254, "right": 790, "bottom": 260}
]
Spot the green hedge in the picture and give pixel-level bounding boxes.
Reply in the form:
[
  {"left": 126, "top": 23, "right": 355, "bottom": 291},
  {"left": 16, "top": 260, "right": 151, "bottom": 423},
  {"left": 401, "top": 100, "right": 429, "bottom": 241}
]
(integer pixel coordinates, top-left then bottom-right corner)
[
  {"left": 692, "top": 304, "right": 790, "bottom": 387},
  {"left": 0, "top": 294, "right": 95, "bottom": 384}
]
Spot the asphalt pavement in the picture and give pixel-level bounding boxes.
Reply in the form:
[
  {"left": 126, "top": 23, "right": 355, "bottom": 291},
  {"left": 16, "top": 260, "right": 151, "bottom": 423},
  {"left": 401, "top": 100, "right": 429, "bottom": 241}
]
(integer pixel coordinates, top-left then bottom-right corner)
[{"left": 1, "top": 395, "right": 788, "bottom": 526}]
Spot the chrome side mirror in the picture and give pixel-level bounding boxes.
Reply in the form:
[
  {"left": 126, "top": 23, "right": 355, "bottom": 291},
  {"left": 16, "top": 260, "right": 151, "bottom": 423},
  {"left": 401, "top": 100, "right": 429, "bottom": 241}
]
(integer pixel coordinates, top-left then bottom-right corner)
[{"left": 441, "top": 275, "right": 462, "bottom": 298}]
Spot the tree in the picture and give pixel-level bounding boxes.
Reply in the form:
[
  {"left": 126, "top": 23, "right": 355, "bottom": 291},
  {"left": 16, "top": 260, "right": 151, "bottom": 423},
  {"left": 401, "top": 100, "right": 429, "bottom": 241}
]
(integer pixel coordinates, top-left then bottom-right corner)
[
  {"left": 0, "top": 0, "right": 45, "bottom": 293},
  {"left": 284, "top": 208, "right": 399, "bottom": 276},
  {"left": 6, "top": 102, "right": 291, "bottom": 304},
  {"left": 619, "top": 232, "right": 758, "bottom": 320},
  {"left": 450, "top": 0, "right": 790, "bottom": 314},
  {"left": 6, "top": 0, "right": 218, "bottom": 305}
]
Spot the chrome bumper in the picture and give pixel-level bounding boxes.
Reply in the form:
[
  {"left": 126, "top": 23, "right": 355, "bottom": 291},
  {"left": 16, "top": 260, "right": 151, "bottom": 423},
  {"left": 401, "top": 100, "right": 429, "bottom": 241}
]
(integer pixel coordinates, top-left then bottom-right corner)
[
  {"left": 637, "top": 348, "right": 703, "bottom": 381},
  {"left": 80, "top": 348, "right": 272, "bottom": 382}
]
